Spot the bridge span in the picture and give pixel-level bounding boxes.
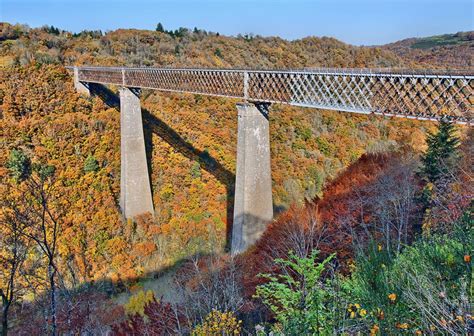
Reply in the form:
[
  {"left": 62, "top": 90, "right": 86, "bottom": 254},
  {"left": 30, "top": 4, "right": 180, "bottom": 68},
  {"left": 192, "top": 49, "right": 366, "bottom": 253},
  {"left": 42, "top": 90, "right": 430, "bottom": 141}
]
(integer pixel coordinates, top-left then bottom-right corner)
[{"left": 70, "top": 65, "right": 473, "bottom": 254}]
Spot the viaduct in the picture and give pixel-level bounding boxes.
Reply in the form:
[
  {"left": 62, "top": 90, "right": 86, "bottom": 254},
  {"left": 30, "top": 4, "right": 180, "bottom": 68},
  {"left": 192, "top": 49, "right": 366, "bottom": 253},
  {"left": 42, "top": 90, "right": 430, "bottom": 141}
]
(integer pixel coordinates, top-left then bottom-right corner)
[{"left": 70, "top": 66, "right": 473, "bottom": 254}]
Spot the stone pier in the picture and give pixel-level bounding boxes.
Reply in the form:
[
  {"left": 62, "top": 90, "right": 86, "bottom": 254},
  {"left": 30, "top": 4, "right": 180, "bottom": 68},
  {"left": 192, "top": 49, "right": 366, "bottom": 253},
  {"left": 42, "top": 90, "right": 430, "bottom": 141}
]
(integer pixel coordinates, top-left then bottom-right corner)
[
  {"left": 231, "top": 102, "right": 273, "bottom": 254},
  {"left": 119, "top": 87, "right": 154, "bottom": 219}
]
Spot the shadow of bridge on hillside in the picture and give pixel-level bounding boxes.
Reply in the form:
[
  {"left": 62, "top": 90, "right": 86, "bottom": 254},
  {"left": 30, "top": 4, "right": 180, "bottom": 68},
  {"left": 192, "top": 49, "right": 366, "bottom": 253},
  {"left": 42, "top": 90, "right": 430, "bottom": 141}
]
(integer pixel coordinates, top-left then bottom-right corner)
[{"left": 88, "top": 83, "right": 235, "bottom": 250}]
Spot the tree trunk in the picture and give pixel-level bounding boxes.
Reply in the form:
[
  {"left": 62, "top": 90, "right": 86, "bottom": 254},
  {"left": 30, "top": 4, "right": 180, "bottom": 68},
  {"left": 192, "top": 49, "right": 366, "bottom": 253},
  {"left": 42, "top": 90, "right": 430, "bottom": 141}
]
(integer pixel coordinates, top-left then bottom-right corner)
[
  {"left": 48, "top": 264, "right": 57, "bottom": 336},
  {"left": 1, "top": 301, "right": 9, "bottom": 336}
]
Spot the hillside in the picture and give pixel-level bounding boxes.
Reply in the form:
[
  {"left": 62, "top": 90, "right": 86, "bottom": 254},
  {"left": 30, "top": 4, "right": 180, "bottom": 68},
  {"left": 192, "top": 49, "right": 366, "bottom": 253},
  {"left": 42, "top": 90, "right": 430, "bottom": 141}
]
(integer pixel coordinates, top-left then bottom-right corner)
[
  {"left": 384, "top": 31, "right": 474, "bottom": 69},
  {"left": 0, "top": 23, "right": 406, "bottom": 69},
  {"left": 2, "top": 24, "right": 473, "bottom": 71},
  {"left": 0, "top": 23, "right": 434, "bottom": 275},
  {"left": 0, "top": 22, "right": 472, "bottom": 334}
]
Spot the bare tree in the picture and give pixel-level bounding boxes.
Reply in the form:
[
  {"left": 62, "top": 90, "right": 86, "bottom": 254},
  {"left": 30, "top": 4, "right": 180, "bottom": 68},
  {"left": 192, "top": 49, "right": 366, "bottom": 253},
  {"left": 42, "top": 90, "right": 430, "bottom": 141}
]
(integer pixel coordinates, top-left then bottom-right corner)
[
  {"left": 344, "top": 154, "right": 419, "bottom": 255},
  {"left": 370, "top": 156, "right": 418, "bottom": 253},
  {"left": 0, "top": 195, "right": 30, "bottom": 336},
  {"left": 175, "top": 254, "right": 244, "bottom": 328},
  {"left": 260, "top": 205, "right": 340, "bottom": 278},
  {"left": 401, "top": 266, "right": 471, "bottom": 335},
  {"left": 7, "top": 163, "right": 67, "bottom": 336}
]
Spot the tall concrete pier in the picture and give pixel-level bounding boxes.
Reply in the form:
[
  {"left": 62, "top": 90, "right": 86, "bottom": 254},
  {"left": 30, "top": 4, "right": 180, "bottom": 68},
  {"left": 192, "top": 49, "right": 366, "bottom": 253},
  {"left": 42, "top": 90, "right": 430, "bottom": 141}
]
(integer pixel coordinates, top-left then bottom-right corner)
[
  {"left": 73, "top": 66, "right": 154, "bottom": 219},
  {"left": 231, "top": 103, "right": 273, "bottom": 254},
  {"left": 119, "top": 88, "right": 155, "bottom": 219}
]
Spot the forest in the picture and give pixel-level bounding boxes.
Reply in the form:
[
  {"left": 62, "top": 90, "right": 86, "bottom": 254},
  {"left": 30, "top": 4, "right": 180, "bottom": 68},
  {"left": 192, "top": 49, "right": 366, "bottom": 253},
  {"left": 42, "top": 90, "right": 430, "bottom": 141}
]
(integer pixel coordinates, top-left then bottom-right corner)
[{"left": 0, "top": 22, "right": 472, "bottom": 335}]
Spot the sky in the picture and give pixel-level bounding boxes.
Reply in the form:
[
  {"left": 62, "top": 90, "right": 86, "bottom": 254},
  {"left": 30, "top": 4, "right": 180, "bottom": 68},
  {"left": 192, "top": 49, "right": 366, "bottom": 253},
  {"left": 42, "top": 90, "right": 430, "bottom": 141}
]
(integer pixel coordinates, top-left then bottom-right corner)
[{"left": 1, "top": 0, "right": 473, "bottom": 45}]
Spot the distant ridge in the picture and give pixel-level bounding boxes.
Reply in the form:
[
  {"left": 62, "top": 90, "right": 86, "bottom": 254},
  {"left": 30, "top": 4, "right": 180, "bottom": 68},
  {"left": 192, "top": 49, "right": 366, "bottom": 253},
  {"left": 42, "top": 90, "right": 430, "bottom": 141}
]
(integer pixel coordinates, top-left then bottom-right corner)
[{"left": 383, "top": 31, "right": 473, "bottom": 69}]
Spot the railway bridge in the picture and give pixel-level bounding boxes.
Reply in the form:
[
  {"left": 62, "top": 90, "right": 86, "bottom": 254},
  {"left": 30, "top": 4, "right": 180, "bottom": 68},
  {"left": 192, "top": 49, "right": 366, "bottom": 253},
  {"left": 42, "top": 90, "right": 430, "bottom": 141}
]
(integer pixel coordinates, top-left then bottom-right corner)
[{"left": 70, "top": 66, "right": 473, "bottom": 254}]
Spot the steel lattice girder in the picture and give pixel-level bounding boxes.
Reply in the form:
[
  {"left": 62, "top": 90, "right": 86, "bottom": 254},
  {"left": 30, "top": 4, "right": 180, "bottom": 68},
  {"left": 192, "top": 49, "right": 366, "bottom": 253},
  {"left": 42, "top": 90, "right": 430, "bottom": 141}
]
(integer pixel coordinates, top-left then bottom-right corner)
[{"left": 73, "top": 66, "right": 473, "bottom": 124}]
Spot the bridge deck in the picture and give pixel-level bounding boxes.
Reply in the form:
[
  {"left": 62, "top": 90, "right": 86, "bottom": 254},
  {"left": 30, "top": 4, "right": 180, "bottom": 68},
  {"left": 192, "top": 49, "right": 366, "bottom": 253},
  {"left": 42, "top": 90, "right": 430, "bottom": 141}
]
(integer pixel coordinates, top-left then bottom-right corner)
[{"left": 71, "top": 66, "right": 473, "bottom": 124}]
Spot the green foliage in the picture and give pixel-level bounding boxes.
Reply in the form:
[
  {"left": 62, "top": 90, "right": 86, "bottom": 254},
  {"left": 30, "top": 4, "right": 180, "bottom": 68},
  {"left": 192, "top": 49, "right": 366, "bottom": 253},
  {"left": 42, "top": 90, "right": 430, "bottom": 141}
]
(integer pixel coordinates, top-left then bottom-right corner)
[
  {"left": 451, "top": 203, "right": 474, "bottom": 253},
  {"left": 167, "top": 27, "right": 189, "bottom": 39},
  {"left": 391, "top": 233, "right": 471, "bottom": 334},
  {"left": 347, "top": 213, "right": 473, "bottom": 334},
  {"left": 42, "top": 25, "right": 60, "bottom": 35},
  {"left": 410, "top": 32, "right": 472, "bottom": 49},
  {"left": 156, "top": 22, "right": 164, "bottom": 33},
  {"left": 255, "top": 250, "right": 336, "bottom": 335},
  {"left": 72, "top": 30, "right": 103, "bottom": 38},
  {"left": 296, "top": 126, "right": 312, "bottom": 141},
  {"left": 315, "top": 136, "right": 333, "bottom": 156},
  {"left": 84, "top": 154, "right": 99, "bottom": 173},
  {"left": 32, "top": 162, "right": 55, "bottom": 181},
  {"left": 214, "top": 48, "right": 223, "bottom": 58},
  {"left": 308, "top": 166, "right": 325, "bottom": 190},
  {"left": 159, "top": 183, "right": 174, "bottom": 201},
  {"left": 394, "top": 236, "right": 470, "bottom": 295},
  {"left": 346, "top": 242, "right": 410, "bottom": 334},
  {"left": 7, "top": 149, "right": 31, "bottom": 182},
  {"left": 190, "top": 161, "right": 202, "bottom": 179},
  {"left": 421, "top": 121, "right": 459, "bottom": 183}
]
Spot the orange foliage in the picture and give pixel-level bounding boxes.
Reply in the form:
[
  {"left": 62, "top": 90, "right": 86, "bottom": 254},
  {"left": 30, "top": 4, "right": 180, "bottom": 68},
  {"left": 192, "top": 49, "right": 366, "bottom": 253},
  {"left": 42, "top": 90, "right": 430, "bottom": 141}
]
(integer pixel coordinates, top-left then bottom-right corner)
[
  {"left": 0, "top": 25, "right": 452, "bottom": 332},
  {"left": 239, "top": 152, "right": 423, "bottom": 301}
]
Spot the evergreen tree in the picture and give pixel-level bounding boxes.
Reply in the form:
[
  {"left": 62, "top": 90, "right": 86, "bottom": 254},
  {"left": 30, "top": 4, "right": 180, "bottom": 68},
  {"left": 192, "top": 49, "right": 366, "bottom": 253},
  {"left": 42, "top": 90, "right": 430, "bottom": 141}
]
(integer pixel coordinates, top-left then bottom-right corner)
[
  {"left": 84, "top": 155, "right": 99, "bottom": 173},
  {"left": 155, "top": 22, "right": 164, "bottom": 33},
  {"left": 214, "top": 48, "right": 223, "bottom": 58},
  {"left": 421, "top": 121, "right": 459, "bottom": 183},
  {"left": 6, "top": 149, "right": 31, "bottom": 182}
]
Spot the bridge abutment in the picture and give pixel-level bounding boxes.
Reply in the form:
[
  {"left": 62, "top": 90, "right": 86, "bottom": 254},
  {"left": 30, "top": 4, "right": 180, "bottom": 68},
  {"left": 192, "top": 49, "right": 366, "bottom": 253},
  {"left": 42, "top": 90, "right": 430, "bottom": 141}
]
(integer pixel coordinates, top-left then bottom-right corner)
[
  {"left": 231, "top": 102, "right": 273, "bottom": 254},
  {"left": 73, "top": 66, "right": 90, "bottom": 96},
  {"left": 119, "top": 87, "right": 154, "bottom": 219}
]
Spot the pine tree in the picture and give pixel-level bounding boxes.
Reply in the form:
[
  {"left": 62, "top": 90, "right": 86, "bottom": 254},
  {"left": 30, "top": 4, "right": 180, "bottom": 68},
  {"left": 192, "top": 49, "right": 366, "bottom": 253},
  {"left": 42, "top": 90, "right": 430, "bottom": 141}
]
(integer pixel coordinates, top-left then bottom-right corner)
[
  {"left": 421, "top": 121, "right": 460, "bottom": 183},
  {"left": 6, "top": 149, "right": 31, "bottom": 182},
  {"left": 156, "top": 23, "right": 164, "bottom": 33},
  {"left": 84, "top": 155, "right": 99, "bottom": 173}
]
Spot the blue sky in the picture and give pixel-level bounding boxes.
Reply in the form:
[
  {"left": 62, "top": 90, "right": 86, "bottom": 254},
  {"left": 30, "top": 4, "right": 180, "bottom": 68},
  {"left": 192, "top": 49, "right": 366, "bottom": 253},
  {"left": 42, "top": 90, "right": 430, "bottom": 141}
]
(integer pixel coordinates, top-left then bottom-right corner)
[{"left": 1, "top": 0, "right": 473, "bottom": 45}]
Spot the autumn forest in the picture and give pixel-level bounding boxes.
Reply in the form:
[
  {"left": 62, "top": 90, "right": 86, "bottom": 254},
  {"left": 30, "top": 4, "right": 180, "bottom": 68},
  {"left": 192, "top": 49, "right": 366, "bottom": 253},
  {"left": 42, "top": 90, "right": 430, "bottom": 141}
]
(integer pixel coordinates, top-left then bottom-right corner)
[{"left": 0, "top": 21, "right": 473, "bottom": 335}]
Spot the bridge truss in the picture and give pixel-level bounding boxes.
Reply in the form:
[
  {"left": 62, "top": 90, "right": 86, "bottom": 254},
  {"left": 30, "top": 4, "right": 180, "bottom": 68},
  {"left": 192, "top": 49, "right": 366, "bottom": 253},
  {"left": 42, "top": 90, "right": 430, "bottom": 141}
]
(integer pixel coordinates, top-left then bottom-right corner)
[{"left": 74, "top": 66, "right": 473, "bottom": 124}]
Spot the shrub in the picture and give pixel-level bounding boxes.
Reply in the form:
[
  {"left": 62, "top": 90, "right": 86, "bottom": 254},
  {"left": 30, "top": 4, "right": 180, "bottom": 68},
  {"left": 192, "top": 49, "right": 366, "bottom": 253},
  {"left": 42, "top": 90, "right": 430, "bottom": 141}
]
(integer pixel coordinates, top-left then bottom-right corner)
[
  {"left": 192, "top": 310, "right": 242, "bottom": 336},
  {"left": 84, "top": 154, "right": 99, "bottom": 173},
  {"left": 296, "top": 126, "right": 312, "bottom": 141},
  {"left": 7, "top": 149, "right": 31, "bottom": 181},
  {"left": 214, "top": 48, "right": 223, "bottom": 58},
  {"left": 112, "top": 297, "right": 183, "bottom": 335},
  {"left": 315, "top": 136, "right": 333, "bottom": 156},
  {"left": 345, "top": 242, "right": 410, "bottom": 334},
  {"left": 190, "top": 161, "right": 201, "bottom": 179},
  {"left": 346, "top": 213, "right": 473, "bottom": 335},
  {"left": 390, "top": 232, "right": 472, "bottom": 334},
  {"left": 254, "top": 250, "right": 338, "bottom": 335},
  {"left": 124, "top": 290, "right": 155, "bottom": 316}
]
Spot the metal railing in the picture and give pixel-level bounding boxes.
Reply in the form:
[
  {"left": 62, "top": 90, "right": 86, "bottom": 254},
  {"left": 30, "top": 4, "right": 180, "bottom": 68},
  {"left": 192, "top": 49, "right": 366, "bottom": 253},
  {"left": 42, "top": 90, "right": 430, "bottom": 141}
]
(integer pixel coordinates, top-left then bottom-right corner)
[{"left": 70, "top": 66, "right": 474, "bottom": 124}]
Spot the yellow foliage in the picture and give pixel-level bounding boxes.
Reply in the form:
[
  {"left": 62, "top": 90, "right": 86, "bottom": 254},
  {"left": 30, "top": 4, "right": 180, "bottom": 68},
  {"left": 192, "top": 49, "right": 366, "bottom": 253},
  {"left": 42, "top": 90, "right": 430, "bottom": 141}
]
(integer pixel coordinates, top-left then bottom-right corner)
[
  {"left": 192, "top": 310, "right": 242, "bottom": 336},
  {"left": 124, "top": 290, "right": 155, "bottom": 316},
  {"left": 0, "top": 55, "right": 14, "bottom": 67},
  {"left": 0, "top": 26, "right": 448, "bottom": 302}
]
